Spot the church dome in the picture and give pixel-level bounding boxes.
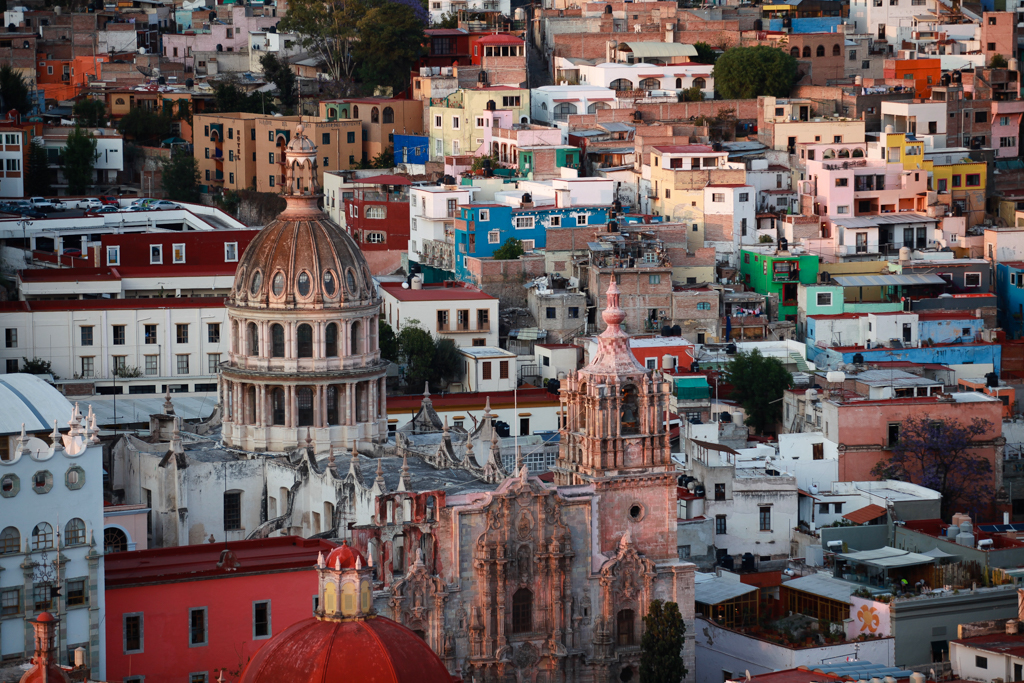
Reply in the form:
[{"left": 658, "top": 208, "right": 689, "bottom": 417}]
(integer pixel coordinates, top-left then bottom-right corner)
[
  {"left": 325, "top": 541, "right": 365, "bottom": 569},
  {"left": 236, "top": 615, "right": 456, "bottom": 683}
]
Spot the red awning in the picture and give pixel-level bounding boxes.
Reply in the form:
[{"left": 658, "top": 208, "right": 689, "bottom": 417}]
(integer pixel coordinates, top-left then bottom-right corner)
[{"left": 843, "top": 504, "right": 887, "bottom": 525}]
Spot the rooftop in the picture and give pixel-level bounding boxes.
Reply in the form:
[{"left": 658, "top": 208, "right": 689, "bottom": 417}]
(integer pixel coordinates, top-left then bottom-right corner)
[
  {"left": 0, "top": 374, "right": 74, "bottom": 437},
  {"left": 378, "top": 281, "right": 495, "bottom": 301},
  {"left": 951, "top": 633, "right": 1024, "bottom": 658},
  {"left": 694, "top": 572, "right": 759, "bottom": 605}
]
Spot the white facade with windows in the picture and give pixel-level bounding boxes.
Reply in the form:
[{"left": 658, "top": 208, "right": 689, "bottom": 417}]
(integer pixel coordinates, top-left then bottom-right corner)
[
  {"left": 530, "top": 85, "right": 619, "bottom": 128},
  {"left": 553, "top": 59, "right": 714, "bottom": 100},
  {"left": 426, "top": 0, "right": 510, "bottom": 25},
  {"left": 379, "top": 281, "right": 500, "bottom": 349},
  {"left": 702, "top": 183, "right": 757, "bottom": 264},
  {"left": 848, "top": 0, "right": 932, "bottom": 51},
  {"left": 0, "top": 129, "right": 25, "bottom": 198},
  {"left": 0, "top": 376, "right": 105, "bottom": 679},
  {"left": 408, "top": 184, "right": 475, "bottom": 270}
]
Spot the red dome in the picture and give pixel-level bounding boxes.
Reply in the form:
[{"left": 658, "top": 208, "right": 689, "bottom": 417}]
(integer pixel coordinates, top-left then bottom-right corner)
[
  {"left": 237, "top": 616, "right": 454, "bottom": 683},
  {"left": 325, "top": 542, "right": 365, "bottom": 569}
]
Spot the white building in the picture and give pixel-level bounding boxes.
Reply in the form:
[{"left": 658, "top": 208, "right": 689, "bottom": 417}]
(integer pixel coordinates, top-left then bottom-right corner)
[
  {"left": 951, "top": 630, "right": 1024, "bottom": 683},
  {"left": 408, "top": 183, "right": 474, "bottom": 271},
  {"left": 703, "top": 183, "right": 758, "bottom": 263},
  {"left": 40, "top": 129, "right": 124, "bottom": 187},
  {"left": 459, "top": 346, "right": 517, "bottom": 393},
  {"left": 248, "top": 29, "right": 304, "bottom": 73},
  {"left": 848, "top": 0, "right": 932, "bottom": 51},
  {"left": 530, "top": 85, "right": 618, "bottom": 127},
  {"left": 556, "top": 57, "right": 714, "bottom": 100},
  {"left": 0, "top": 127, "right": 25, "bottom": 198},
  {"left": 379, "top": 280, "right": 499, "bottom": 348},
  {"left": 427, "top": 0, "right": 510, "bottom": 26},
  {"left": 0, "top": 377, "right": 106, "bottom": 679}
]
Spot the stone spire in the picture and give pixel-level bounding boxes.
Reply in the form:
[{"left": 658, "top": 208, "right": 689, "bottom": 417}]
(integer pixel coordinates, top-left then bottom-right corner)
[
  {"left": 49, "top": 420, "right": 63, "bottom": 453},
  {"left": 348, "top": 445, "right": 363, "bottom": 481},
  {"left": 398, "top": 454, "right": 412, "bottom": 492},
  {"left": 15, "top": 424, "right": 30, "bottom": 457},
  {"left": 374, "top": 457, "right": 386, "bottom": 491},
  {"left": 585, "top": 278, "right": 647, "bottom": 375},
  {"left": 163, "top": 389, "right": 175, "bottom": 415}
]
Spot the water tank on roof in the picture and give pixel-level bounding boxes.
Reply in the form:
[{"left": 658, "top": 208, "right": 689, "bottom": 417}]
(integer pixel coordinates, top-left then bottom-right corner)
[
  {"left": 852, "top": 353, "right": 864, "bottom": 364},
  {"left": 661, "top": 325, "right": 672, "bottom": 337},
  {"left": 522, "top": 192, "right": 532, "bottom": 203},
  {"left": 663, "top": 354, "right": 676, "bottom": 370},
  {"left": 186, "top": 78, "right": 194, "bottom": 88},
  {"left": 778, "top": 236, "right": 789, "bottom": 251},
  {"left": 486, "top": 100, "right": 496, "bottom": 111},
  {"left": 899, "top": 246, "right": 911, "bottom": 261},
  {"left": 671, "top": 325, "right": 681, "bottom": 336},
  {"left": 986, "top": 372, "right": 999, "bottom": 387},
  {"left": 209, "top": 10, "right": 216, "bottom": 21}
]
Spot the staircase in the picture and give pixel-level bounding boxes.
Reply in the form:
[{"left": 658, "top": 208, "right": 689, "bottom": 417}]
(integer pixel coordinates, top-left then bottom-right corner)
[{"left": 789, "top": 352, "right": 810, "bottom": 372}]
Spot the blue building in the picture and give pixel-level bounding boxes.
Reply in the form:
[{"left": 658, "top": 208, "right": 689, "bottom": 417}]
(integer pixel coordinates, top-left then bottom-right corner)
[
  {"left": 453, "top": 203, "right": 611, "bottom": 281},
  {"left": 393, "top": 134, "right": 429, "bottom": 165},
  {"left": 807, "top": 342, "right": 1003, "bottom": 374},
  {"left": 996, "top": 262, "right": 1024, "bottom": 339}
]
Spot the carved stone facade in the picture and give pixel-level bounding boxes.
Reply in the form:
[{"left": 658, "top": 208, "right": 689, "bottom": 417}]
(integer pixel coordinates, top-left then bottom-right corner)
[{"left": 354, "top": 281, "right": 696, "bottom": 683}]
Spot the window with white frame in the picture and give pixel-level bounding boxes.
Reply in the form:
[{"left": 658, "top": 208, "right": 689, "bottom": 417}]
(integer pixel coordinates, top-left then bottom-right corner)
[
  {"left": 452, "top": 116, "right": 460, "bottom": 129},
  {"left": 816, "top": 292, "right": 832, "bottom": 306},
  {"left": 434, "top": 115, "right": 442, "bottom": 128},
  {"left": 172, "top": 244, "right": 186, "bottom": 264},
  {"left": 150, "top": 245, "right": 163, "bottom": 264},
  {"left": 522, "top": 239, "right": 535, "bottom": 251},
  {"left": 224, "top": 242, "right": 238, "bottom": 262},
  {"left": 965, "top": 272, "right": 981, "bottom": 287},
  {"left": 515, "top": 216, "right": 535, "bottom": 229},
  {"left": 367, "top": 232, "right": 386, "bottom": 243},
  {"left": 738, "top": 192, "right": 749, "bottom": 202},
  {"left": 106, "top": 246, "right": 120, "bottom": 266},
  {"left": 549, "top": 215, "right": 561, "bottom": 227},
  {"left": 476, "top": 117, "right": 486, "bottom": 127},
  {"left": 836, "top": 205, "right": 849, "bottom": 214},
  {"left": 366, "top": 206, "right": 386, "bottom": 219},
  {"left": 576, "top": 214, "right": 587, "bottom": 225},
  {"left": 712, "top": 193, "right": 725, "bottom": 202},
  {"left": 488, "top": 230, "right": 500, "bottom": 244},
  {"left": 479, "top": 209, "right": 489, "bottom": 221}
]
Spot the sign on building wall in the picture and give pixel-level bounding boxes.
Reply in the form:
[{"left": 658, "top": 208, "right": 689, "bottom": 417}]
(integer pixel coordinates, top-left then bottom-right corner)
[{"left": 846, "top": 595, "right": 891, "bottom": 640}]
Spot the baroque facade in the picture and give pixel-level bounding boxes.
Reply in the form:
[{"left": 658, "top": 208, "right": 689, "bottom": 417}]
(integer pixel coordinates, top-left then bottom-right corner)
[{"left": 354, "top": 280, "right": 696, "bottom": 683}]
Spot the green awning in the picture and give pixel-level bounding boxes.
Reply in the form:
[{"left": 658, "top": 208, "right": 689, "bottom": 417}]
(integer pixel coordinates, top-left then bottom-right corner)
[{"left": 675, "top": 376, "right": 710, "bottom": 400}]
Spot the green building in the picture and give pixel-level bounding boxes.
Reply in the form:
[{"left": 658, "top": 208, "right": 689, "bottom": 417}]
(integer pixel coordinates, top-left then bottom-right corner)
[
  {"left": 739, "top": 249, "right": 819, "bottom": 322},
  {"left": 517, "top": 146, "right": 581, "bottom": 180}
]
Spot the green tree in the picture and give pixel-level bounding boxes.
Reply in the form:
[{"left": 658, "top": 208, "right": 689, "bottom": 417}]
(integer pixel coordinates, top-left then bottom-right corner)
[
  {"left": 24, "top": 142, "right": 52, "bottom": 197},
  {"left": 678, "top": 85, "right": 704, "bottom": 102},
  {"left": 174, "top": 98, "right": 193, "bottom": 127},
  {"left": 73, "top": 98, "right": 106, "bottom": 126},
  {"left": 435, "top": 9, "right": 458, "bottom": 27},
  {"left": 372, "top": 145, "right": 395, "bottom": 169},
  {"left": 713, "top": 46, "right": 798, "bottom": 99},
  {"left": 210, "top": 83, "right": 276, "bottom": 115},
  {"left": 379, "top": 320, "right": 400, "bottom": 361},
  {"left": 260, "top": 52, "right": 298, "bottom": 110},
  {"left": 640, "top": 600, "right": 687, "bottom": 683},
  {"left": 492, "top": 238, "right": 524, "bottom": 260},
  {"left": 724, "top": 348, "right": 793, "bottom": 434},
  {"left": 117, "top": 107, "right": 172, "bottom": 145},
  {"left": 278, "top": 0, "right": 365, "bottom": 90},
  {"left": 60, "top": 126, "right": 97, "bottom": 196},
  {"left": 432, "top": 337, "right": 464, "bottom": 390},
  {"left": 354, "top": 3, "right": 426, "bottom": 95},
  {"left": 20, "top": 357, "right": 56, "bottom": 378},
  {"left": 692, "top": 41, "right": 718, "bottom": 65},
  {"left": 398, "top": 323, "right": 436, "bottom": 390},
  {"left": 0, "top": 65, "right": 31, "bottom": 115},
  {"left": 161, "top": 150, "right": 201, "bottom": 203},
  {"left": 991, "top": 53, "right": 1009, "bottom": 69}
]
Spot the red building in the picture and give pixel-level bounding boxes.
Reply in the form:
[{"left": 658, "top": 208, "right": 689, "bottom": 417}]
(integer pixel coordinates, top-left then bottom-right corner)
[
  {"left": 343, "top": 174, "right": 411, "bottom": 250},
  {"left": 104, "top": 537, "right": 337, "bottom": 683}
]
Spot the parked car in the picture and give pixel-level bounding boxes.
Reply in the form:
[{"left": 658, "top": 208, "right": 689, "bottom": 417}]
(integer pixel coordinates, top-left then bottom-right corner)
[
  {"left": 130, "top": 198, "right": 155, "bottom": 207},
  {"left": 75, "top": 198, "right": 103, "bottom": 210},
  {"left": 99, "top": 196, "right": 120, "bottom": 206},
  {"left": 62, "top": 248, "right": 82, "bottom": 256},
  {"left": 4, "top": 201, "right": 46, "bottom": 218},
  {"left": 92, "top": 205, "right": 120, "bottom": 214},
  {"left": 28, "top": 197, "right": 58, "bottom": 212},
  {"left": 125, "top": 205, "right": 150, "bottom": 212},
  {"left": 149, "top": 200, "right": 180, "bottom": 210}
]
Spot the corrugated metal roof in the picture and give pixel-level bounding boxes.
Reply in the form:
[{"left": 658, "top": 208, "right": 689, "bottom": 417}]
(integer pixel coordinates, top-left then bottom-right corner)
[
  {"left": 831, "top": 213, "right": 937, "bottom": 228},
  {"left": 832, "top": 273, "right": 947, "bottom": 287},
  {"left": 621, "top": 42, "right": 698, "bottom": 58},
  {"left": 599, "top": 122, "right": 635, "bottom": 133},
  {"left": 838, "top": 545, "right": 936, "bottom": 568},
  {"left": 694, "top": 573, "right": 759, "bottom": 605},
  {"left": 842, "top": 504, "right": 887, "bottom": 524},
  {"left": 783, "top": 572, "right": 866, "bottom": 604}
]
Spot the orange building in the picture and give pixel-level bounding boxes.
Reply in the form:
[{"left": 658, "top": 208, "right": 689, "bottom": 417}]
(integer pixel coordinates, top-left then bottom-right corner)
[
  {"left": 36, "top": 54, "right": 109, "bottom": 102},
  {"left": 883, "top": 57, "right": 941, "bottom": 99}
]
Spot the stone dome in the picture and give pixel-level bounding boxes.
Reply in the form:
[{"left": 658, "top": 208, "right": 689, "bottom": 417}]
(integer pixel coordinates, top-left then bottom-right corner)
[
  {"left": 325, "top": 540, "right": 365, "bottom": 569},
  {"left": 236, "top": 615, "right": 456, "bottom": 683},
  {"left": 231, "top": 215, "right": 377, "bottom": 309}
]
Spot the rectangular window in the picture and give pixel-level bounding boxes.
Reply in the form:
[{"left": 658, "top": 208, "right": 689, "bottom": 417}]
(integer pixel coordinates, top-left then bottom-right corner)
[
  {"left": 813, "top": 442, "right": 824, "bottom": 460},
  {"left": 67, "top": 579, "right": 86, "bottom": 606},
  {"left": 208, "top": 353, "right": 221, "bottom": 374},
  {"left": 145, "top": 356, "right": 158, "bottom": 375},
  {"left": 176, "top": 355, "right": 189, "bottom": 375},
  {"left": 488, "top": 230, "right": 500, "bottom": 244},
  {"left": 112, "top": 325, "right": 125, "bottom": 346},
  {"left": 546, "top": 307, "right": 557, "bottom": 319},
  {"left": 977, "top": 657, "right": 989, "bottom": 669},
  {"left": 208, "top": 323, "right": 220, "bottom": 344},
  {"left": 738, "top": 192, "right": 749, "bottom": 202},
  {"left": 479, "top": 209, "right": 489, "bottom": 221},
  {"left": 173, "top": 243, "right": 186, "bottom": 264},
  {"left": 576, "top": 214, "right": 587, "bottom": 226},
  {"left": 224, "top": 491, "right": 242, "bottom": 530},
  {"left": 225, "top": 242, "right": 238, "bottom": 262},
  {"left": 80, "top": 357, "right": 94, "bottom": 378},
  {"left": 452, "top": 116, "right": 460, "bottom": 129},
  {"left": 106, "top": 246, "right": 120, "bottom": 265},
  {"left": 715, "top": 483, "right": 726, "bottom": 501},
  {"left": 0, "top": 588, "right": 20, "bottom": 617},
  {"left": 966, "top": 174, "right": 980, "bottom": 186},
  {"left": 952, "top": 175, "right": 962, "bottom": 188},
  {"left": 176, "top": 324, "right": 189, "bottom": 344},
  {"left": 549, "top": 215, "right": 561, "bottom": 227},
  {"left": 434, "top": 115, "right": 442, "bottom": 129},
  {"left": 888, "top": 422, "right": 900, "bottom": 445},
  {"left": 716, "top": 515, "right": 727, "bottom": 535},
  {"left": 502, "top": 96, "right": 521, "bottom": 107},
  {"left": 499, "top": 360, "right": 509, "bottom": 379},
  {"left": 113, "top": 356, "right": 126, "bottom": 373},
  {"left": 649, "top": 274, "right": 661, "bottom": 285},
  {"left": 4, "top": 328, "right": 16, "bottom": 348},
  {"left": 482, "top": 361, "right": 492, "bottom": 380},
  {"left": 81, "top": 326, "right": 94, "bottom": 347},
  {"left": 124, "top": 614, "right": 143, "bottom": 653},
  {"left": 189, "top": 607, "right": 208, "bottom": 646},
  {"left": 759, "top": 506, "right": 771, "bottom": 531},
  {"left": 254, "top": 601, "right": 272, "bottom": 639},
  {"left": 816, "top": 292, "right": 832, "bottom": 306},
  {"left": 515, "top": 216, "right": 535, "bottom": 229},
  {"left": 144, "top": 324, "right": 157, "bottom": 345},
  {"left": 150, "top": 244, "right": 163, "bottom": 264},
  {"left": 965, "top": 272, "right": 981, "bottom": 287},
  {"left": 712, "top": 193, "right": 725, "bottom": 202},
  {"left": 835, "top": 178, "right": 849, "bottom": 187},
  {"left": 190, "top": 675, "right": 208, "bottom": 683}
]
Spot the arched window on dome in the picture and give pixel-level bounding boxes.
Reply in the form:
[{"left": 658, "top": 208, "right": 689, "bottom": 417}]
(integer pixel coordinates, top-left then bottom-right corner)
[
  {"left": 271, "top": 324, "right": 285, "bottom": 358},
  {"left": 351, "top": 320, "right": 363, "bottom": 355},
  {"left": 297, "top": 324, "right": 313, "bottom": 358},
  {"left": 271, "top": 387, "right": 286, "bottom": 425},
  {"left": 621, "top": 384, "right": 640, "bottom": 434},
  {"left": 247, "top": 385, "right": 256, "bottom": 424},
  {"left": 512, "top": 588, "right": 532, "bottom": 633},
  {"left": 326, "top": 323, "right": 338, "bottom": 357},
  {"left": 369, "top": 316, "right": 378, "bottom": 353},
  {"left": 324, "top": 582, "right": 337, "bottom": 615},
  {"left": 383, "top": 106, "right": 394, "bottom": 124},
  {"left": 326, "top": 386, "right": 339, "bottom": 425},
  {"left": 297, "top": 387, "right": 314, "bottom": 426},
  {"left": 248, "top": 323, "right": 259, "bottom": 356},
  {"left": 371, "top": 107, "right": 380, "bottom": 124}
]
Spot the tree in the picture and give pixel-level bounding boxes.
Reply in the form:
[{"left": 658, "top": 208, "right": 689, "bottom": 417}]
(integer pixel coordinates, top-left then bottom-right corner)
[
  {"left": 379, "top": 320, "right": 400, "bottom": 361},
  {"left": 432, "top": 337, "right": 464, "bottom": 390},
  {"left": 640, "top": 600, "right": 687, "bottom": 683},
  {"left": 713, "top": 46, "right": 798, "bottom": 100},
  {"left": 174, "top": 98, "right": 193, "bottom": 127},
  {"left": 20, "top": 357, "right": 57, "bottom": 378},
  {"left": 493, "top": 238, "right": 525, "bottom": 260},
  {"left": 872, "top": 415, "right": 992, "bottom": 520},
  {"left": 435, "top": 9, "right": 458, "bottom": 28},
  {"left": 278, "top": 0, "right": 365, "bottom": 90},
  {"left": 260, "top": 52, "right": 298, "bottom": 110},
  {"left": 692, "top": 41, "right": 718, "bottom": 65},
  {"left": 210, "top": 83, "right": 276, "bottom": 115},
  {"left": 60, "top": 126, "right": 97, "bottom": 196},
  {"left": 372, "top": 145, "right": 395, "bottom": 169},
  {"left": 161, "top": 150, "right": 201, "bottom": 203},
  {"left": 678, "top": 85, "right": 704, "bottom": 102},
  {"left": 117, "top": 107, "right": 172, "bottom": 145},
  {"left": 991, "top": 53, "right": 1009, "bottom": 69},
  {"left": 24, "top": 142, "right": 52, "bottom": 197},
  {"left": 73, "top": 98, "right": 106, "bottom": 127},
  {"left": 724, "top": 348, "right": 792, "bottom": 434},
  {"left": 354, "top": 2, "right": 426, "bottom": 95},
  {"left": 0, "top": 65, "right": 31, "bottom": 116},
  {"left": 398, "top": 323, "right": 436, "bottom": 390}
]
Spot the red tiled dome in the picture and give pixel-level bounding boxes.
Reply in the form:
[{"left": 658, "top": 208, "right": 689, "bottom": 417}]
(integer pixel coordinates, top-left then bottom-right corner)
[
  {"left": 325, "top": 542, "right": 365, "bottom": 569},
  {"left": 237, "top": 616, "right": 454, "bottom": 683}
]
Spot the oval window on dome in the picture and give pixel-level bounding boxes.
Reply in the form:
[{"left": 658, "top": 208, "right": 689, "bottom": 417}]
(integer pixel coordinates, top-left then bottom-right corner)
[
  {"left": 297, "top": 271, "right": 311, "bottom": 297},
  {"left": 323, "top": 271, "right": 336, "bottom": 296},
  {"left": 346, "top": 269, "right": 357, "bottom": 294},
  {"left": 250, "top": 270, "right": 263, "bottom": 295},
  {"left": 272, "top": 272, "right": 284, "bottom": 296}
]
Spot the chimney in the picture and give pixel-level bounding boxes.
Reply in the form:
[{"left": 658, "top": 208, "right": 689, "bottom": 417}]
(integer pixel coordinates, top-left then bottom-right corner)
[{"left": 665, "top": 22, "right": 674, "bottom": 43}]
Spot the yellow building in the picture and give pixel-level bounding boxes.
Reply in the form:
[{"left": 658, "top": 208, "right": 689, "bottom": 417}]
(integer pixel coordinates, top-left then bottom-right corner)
[{"left": 760, "top": 96, "right": 866, "bottom": 152}]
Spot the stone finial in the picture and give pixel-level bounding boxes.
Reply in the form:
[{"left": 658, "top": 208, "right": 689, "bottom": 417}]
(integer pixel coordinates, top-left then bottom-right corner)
[
  {"left": 334, "top": 556, "right": 342, "bottom": 571},
  {"left": 465, "top": 436, "right": 475, "bottom": 466},
  {"left": 483, "top": 396, "right": 492, "bottom": 416},
  {"left": 374, "top": 457, "right": 386, "bottom": 490},
  {"left": 356, "top": 554, "right": 363, "bottom": 570},
  {"left": 317, "top": 551, "right": 325, "bottom": 568},
  {"left": 398, "top": 454, "right": 412, "bottom": 491},
  {"left": 68, "top": 402, "right": 82, "bottom": 434},
  {"left": 163, "top": 389, "right": 175, "bottom": 415},
  {"left": 88, "top": 410, "right": 101, "bottom": 444},
  {"left": 619, "top": 528, "right": 633, "bottom": 549},
  {"left": 50, "top": 420, "right": 63, "bottom": 453},
  {"left": 305, "top": 428, "right": 313, "bottom": 449},
  {"left": 15, "top": 424, "right": 29, "bottom": 456},
  {"left": 424, "top": 381, "right": 431, "bottom": 398},
  {"left": 349, "top": 445, "right": 363, "bottom": 481}
]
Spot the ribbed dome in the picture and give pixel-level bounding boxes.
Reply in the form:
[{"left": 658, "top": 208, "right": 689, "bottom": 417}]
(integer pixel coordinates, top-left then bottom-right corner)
[
  {"left": 237, "top": 616, "right": 455, "bottom": 683},
  {"left": 231, "top": 215, "right": 377, "bottom": 308},
  {"left": 325, "top": 541, "right": 365, "bottom": 569}
]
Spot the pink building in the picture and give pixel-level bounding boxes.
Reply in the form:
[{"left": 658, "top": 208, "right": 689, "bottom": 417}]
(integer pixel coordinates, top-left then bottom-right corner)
[
  {"left": 993, "top": 100, "right": 1024, "bottom": 159},
  {"left": 162, "top": 6, "right": 279, "bottom": 64}
]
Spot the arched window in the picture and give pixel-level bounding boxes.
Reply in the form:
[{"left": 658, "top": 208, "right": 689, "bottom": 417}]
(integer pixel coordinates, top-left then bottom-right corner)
[
  {"left": 0, "top": 527, "right": 19, "bottom": 554},
  {"left": 297, "top": 387, "right": 314, "bottom": 426},
  {"left": 327, "top": 385, "right": 339, "bottom": 425},
  {"left": 822, "top": 149, "right": 836, "bottom": 159},
  {"left": 553, "top": 102, "right": 578, "bottom": 121},
  {"left": 617, "top": 609, "right": 636, "bottom": 645},
  {"left": 816, "top": 45, "right": 825, "bottom": 57},
  {"left": 371, "top": 107, "right": 380, "bottom": 123},
  {"left": 588, "top": 101, "right": 610, "bottom": 114},
  {"left": 271, "top": 387, "right": 286, "bottom": 425},
  {"left": 353, "top": 105, "right": 359, "bottom": 118},
  {"left": 356, "top": 382, "right": 368, "bottom": 422},
  {"left": 366, "top": 206, "right": 386, "bottom": 219},
  {"left": 791, "top": 47, "right": 800, "bottom": 57},
  {"left": 838, "top": 148, "right": 850, "bottom": 158},
  {"left": 852, "top": 148, "right": 865, "bottom": 158},
  {"left": 610, "top": 78, "right": 633, "bottom": 92},
  {"left": 383, "top": 106, "right": 394, "bottom": 124},
  {"left": 833, "top": 44, "right": 841, "bottom": 56},
  {"left": 802, "top": 46, "right": 811, "bottom": 58},
  {"left": 103, "top": 527, "right": 127, "bottom": 553},
  {"left": 232, "top": 320, "right": 239, "bottom": 353},
  {"left": 246, "top": 385, "right": 256, "bottom": 424},
  {"left": 297, "top": 324, "right": 313, "bottom": 358},
  {"left": 248, "top": 322, "right": 259, "bottom": 356},
  {"left": 65, "top": 518, "right": 86, "bottom": 546},
  {"left": 32, "top": 522, "right": 53, "bottom": 550},
  {"left": 675, "top": 77, "right": 682, "bottom": 88},
  {"left": 621, "top": 384, "right": 640, "bottom": 434},
  {"left": 351, "top": 320, "right": 363, "bottom": 355},
  {"left": 512, "top": 588, "right": 532, "bottom": 633},
  {"left": 271, "top": 324, "right": 285, "bottom": 357},
  {"left": 393, "top": 535, "right": 405, "bottom": 571},
  {"left": 326, "top": 323, "right": 338, "bottom": 357},
  {"left": 346, "top": 269, "right": 357, "bottom": 294},
  {"left": 638, "top": 77, "right": 660, "bottom": 90},
  {"left": 693, "top": 77, "right": 706, "bottom": 90}
]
